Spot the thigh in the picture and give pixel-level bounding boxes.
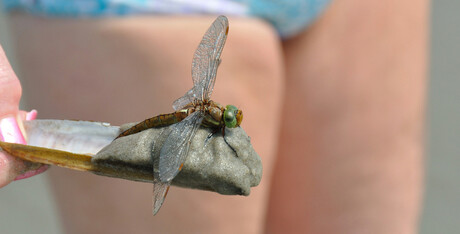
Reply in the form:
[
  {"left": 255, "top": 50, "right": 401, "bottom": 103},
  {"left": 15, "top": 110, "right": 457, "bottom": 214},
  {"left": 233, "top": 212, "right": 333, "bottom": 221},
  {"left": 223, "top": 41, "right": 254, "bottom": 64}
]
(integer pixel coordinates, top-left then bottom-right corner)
[
  {"left": 8, "top": 14, "right": 284, "bottom": 234},
  {"left": 266, "top": 0, "right": 428, "bottom": 233}
]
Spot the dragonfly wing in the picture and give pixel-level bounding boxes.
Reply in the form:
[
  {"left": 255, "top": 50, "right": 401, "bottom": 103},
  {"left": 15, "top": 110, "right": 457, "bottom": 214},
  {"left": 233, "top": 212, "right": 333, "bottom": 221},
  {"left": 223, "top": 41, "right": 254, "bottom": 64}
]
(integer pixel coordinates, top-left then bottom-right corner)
[
  {"left": 152, "top": 181, "right": 170, "bottom": 215},
  {"left": 191, "top": 15, "right": 229, "bottom": 101},
  {"left": 172, "top": 16, "right": 228, "bottom": 110},
  {"left": 158, "top": 111, "right": 203, "bottom": 182},
  {"left": 172, "top": 88, "right": 194, "bottom": 111}
]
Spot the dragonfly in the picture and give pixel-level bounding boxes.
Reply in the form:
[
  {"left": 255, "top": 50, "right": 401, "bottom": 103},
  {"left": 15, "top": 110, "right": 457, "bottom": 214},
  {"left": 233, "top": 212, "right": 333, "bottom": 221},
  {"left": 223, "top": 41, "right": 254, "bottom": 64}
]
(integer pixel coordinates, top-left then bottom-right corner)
[{"left": 115, "top": 15, "right": 243, "bottom": 215}]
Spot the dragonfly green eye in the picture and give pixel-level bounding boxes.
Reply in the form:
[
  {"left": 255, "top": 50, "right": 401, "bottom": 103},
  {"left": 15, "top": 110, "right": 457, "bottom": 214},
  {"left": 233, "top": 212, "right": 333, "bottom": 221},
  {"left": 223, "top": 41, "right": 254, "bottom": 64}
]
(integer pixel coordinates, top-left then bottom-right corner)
[{"left": 224, "top": 105, "right": 239, "bottom": 128}]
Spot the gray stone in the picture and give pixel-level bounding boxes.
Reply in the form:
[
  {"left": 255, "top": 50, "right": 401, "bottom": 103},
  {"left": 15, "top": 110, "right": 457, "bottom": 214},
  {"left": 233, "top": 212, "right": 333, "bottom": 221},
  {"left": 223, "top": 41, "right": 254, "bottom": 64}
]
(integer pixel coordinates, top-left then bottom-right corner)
[{"left": 94, "top": 123, "right": 262, "bottom": 196}]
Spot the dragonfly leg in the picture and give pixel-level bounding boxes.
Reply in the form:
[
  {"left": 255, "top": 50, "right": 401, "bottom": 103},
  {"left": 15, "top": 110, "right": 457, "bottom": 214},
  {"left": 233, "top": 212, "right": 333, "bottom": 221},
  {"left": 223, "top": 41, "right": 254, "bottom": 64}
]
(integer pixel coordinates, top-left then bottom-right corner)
[
  {"left": 204, "top": 128, "right": 237, "bottom": 156},
  {"left": 204, "top": 128, "right": 219, "bottom": 147},
  {"left": 222, "top": 127, "right": 237, "bottom": 156}
]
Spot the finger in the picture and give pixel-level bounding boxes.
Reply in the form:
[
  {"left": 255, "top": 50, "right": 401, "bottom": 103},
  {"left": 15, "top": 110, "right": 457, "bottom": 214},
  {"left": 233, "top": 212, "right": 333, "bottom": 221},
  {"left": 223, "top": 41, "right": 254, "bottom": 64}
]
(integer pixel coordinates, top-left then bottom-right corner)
[
  {"left": 0, "top": 114, "right": 27, "bottom": 187},
  {"left": 0, "top": 45, "right": 22, "bottom": 119},
  {"left": 0, "top": 111, "right": 46, "bottom": 187}
]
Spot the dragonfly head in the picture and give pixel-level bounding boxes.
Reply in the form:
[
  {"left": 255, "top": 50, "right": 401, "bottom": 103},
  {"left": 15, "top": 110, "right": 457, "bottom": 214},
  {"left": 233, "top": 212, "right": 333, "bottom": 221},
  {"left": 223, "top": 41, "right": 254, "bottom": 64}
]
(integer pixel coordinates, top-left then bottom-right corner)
[{"left": 223, "top": 105, "right": 243, "bottom": 128}]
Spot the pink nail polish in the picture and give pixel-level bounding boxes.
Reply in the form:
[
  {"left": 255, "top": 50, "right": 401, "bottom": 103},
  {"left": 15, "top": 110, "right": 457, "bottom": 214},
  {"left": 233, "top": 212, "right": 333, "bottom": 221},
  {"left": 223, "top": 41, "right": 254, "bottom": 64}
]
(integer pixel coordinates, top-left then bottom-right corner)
[
  {"left": 0, "top": 116, "right": 26, "bottom": 144},
  {"left": 26, "top": 110, "right": 38, "bottom": 121}
]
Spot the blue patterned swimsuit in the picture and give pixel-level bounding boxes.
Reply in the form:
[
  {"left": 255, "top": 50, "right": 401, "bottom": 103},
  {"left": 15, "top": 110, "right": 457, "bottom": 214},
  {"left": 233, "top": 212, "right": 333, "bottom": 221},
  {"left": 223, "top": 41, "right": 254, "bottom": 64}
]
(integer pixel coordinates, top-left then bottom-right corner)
[{"left": 2, "top": 0, "right": 330, "bottom": 38}]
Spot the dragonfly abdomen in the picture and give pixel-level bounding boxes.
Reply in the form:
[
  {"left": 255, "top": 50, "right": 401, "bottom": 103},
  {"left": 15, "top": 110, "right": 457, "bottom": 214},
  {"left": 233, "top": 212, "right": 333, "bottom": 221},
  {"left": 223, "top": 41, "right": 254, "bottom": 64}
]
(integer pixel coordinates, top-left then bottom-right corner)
[
  {"left": 116, "top": 110, "right": 189, "bottom": 139},
  {"left": 150, "top": 111, "right": 189, "bottom": 127}
]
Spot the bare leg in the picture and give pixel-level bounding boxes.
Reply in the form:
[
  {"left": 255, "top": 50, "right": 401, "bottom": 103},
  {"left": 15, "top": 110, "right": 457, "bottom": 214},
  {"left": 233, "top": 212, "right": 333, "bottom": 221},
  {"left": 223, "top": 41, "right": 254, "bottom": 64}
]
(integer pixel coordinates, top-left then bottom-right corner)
[
  {"left": 266, "top": 0, "right": 428, "bottom": 233},
  {"left": 8, "top": 15, "right": 283, "bottom": 234}
]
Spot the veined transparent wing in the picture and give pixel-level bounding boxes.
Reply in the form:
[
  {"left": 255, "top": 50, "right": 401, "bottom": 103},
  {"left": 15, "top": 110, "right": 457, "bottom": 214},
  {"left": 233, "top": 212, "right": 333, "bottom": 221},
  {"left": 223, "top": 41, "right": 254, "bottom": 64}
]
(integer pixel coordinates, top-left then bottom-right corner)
[
  {"left": 152, "top": 16, "right": 229, "bottom": 215},
  {"left": 152, "top": 181, "right": 170, "bottom": 215},
  {"left": 173, "top": 15, "right": 229, "bottom": 110},
  {"left": 192, "top": 15, "right": 228, "bottom": 101},
  {"left": 158, "top": 111, "right": 203, "bottom": 182},
  {"left": 172, "top": 88, "right": 194, "bottom": 111}
]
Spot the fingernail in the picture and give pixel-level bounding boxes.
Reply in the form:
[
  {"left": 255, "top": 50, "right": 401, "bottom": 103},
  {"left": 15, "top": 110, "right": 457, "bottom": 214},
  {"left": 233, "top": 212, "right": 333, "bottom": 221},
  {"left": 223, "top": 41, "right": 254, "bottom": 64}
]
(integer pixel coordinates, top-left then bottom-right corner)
[
  {"left": 26, "top": 110, "right": 37, "bottom": 121},
  {"left": 0, "top": 115, "right": 26, "bottom": 144}
]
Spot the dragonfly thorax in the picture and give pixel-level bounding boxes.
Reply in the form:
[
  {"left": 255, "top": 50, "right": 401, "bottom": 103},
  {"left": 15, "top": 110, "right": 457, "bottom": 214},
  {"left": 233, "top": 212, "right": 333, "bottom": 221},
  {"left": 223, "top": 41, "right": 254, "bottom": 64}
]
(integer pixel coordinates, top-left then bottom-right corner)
[{"left": 186, "top": 100, "right": 242, "bottom": 129}]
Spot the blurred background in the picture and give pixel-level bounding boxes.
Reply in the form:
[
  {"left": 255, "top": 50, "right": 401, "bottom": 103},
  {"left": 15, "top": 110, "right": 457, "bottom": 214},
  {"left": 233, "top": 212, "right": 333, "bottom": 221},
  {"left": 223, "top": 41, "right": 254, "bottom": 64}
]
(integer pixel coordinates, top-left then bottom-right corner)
[
  {"left": 0, "top": 6, "right": 63, "bottom": 234},
  {"left": 0, "top": 1, "right": 458, "bottom": 233}
]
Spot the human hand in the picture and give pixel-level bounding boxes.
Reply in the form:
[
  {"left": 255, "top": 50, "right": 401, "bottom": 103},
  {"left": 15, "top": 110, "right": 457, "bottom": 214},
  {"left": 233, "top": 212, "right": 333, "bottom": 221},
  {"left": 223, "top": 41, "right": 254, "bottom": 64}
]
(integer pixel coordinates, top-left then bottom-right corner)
[{"left": 0, "top": 45, "right": 48, "bottom": 188}]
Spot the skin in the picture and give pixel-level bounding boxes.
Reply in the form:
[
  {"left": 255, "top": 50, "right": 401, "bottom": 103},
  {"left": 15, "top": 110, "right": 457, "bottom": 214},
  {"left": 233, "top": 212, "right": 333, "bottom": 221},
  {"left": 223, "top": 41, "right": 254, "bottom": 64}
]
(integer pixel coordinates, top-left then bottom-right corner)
[
  {"left": 0, "top": 46, "right": 21, "bottom": 117},
  {"left": 3, "top": 0, "right": 427, "bottom": 233},
  {"left": 0, "top": 46, "right": 47, "bottom": 188},
  {"left": 266, "top": 0, "right": 427, "bottom": 233},
  {"left": 0, "top": 45, "right": 22, "bottom": 187}
]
